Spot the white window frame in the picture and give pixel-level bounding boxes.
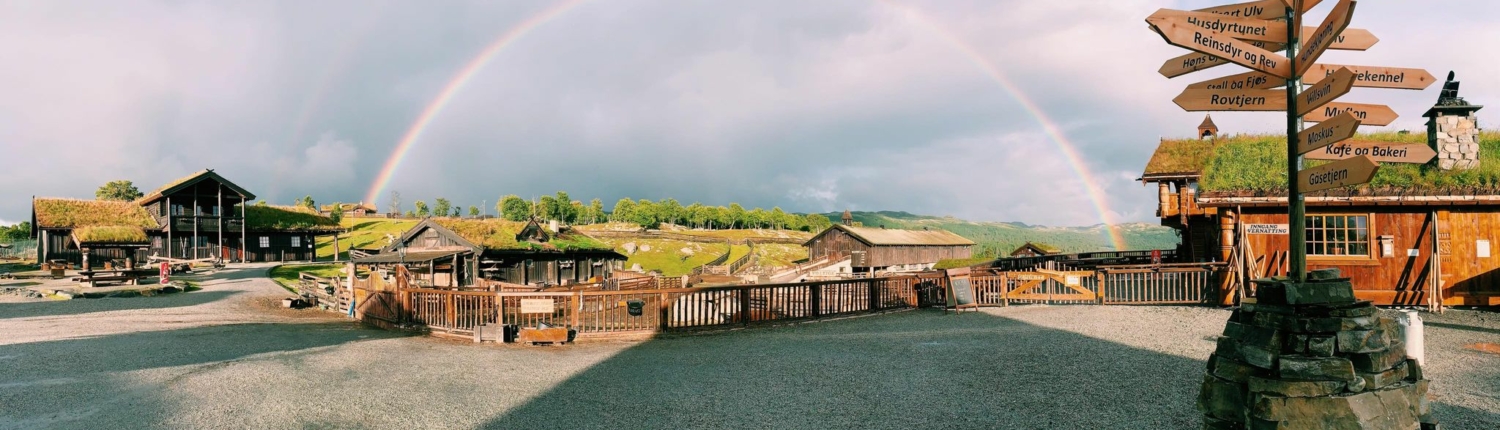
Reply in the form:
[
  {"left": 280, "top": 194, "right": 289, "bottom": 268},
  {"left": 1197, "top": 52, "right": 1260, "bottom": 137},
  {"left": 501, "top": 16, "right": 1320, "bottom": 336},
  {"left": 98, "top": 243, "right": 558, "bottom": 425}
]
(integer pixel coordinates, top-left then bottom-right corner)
[
  {"left": 291, "top": 236, "right": 301, "bottom": 247},
  {"left": 259, "top": 236, "right": 270, "bottom": 248}
]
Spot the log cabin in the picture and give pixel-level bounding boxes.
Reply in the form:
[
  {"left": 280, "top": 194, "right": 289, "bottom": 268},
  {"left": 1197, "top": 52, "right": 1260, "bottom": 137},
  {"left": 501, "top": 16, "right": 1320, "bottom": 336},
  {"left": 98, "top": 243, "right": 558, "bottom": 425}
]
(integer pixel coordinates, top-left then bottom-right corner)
[
  {"left": 803, "top": 223, "right": 974, "bottom": 273},
  {"left": 1010, "top": 242, "right": 1062, "bottom": 257},
  {"left": 31, "top": 169, "right": 341, "bottom": 267},
  {"left": 355, "top": 218, "right": 625, "bottom": 288},
  {"left": 1138, "top": 86, "right": 1495, "bottom": 307}
]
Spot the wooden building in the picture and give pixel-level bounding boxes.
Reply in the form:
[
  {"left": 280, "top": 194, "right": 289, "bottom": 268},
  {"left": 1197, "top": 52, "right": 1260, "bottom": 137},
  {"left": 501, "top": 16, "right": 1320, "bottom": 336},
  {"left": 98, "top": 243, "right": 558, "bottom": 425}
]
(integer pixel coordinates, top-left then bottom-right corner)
[
  {"left": 1010, "top": 242, "right": 1061, "bottom": 257},
  {"left": 803, "top": 224, "right": 973, "bottom": 271},
  {"left": 321, "top": 202, "right": 378, "bottom": 217},
  {"left": 31, "top": 170, "right": 340, "bottom": 266},
  {"left": 1138, "top": 87, "right": 1496, "bottom": 307},
  {"left": 355, "top": 218, "right": 625, "bottom": 287}
]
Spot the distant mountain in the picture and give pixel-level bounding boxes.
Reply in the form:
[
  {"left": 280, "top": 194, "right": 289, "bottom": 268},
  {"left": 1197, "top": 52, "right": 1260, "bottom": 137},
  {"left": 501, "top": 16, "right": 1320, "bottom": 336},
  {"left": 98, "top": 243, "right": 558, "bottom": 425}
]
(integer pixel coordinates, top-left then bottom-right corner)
[{"left": 819, "top": 211, "right": 1179, "bottom": 256}]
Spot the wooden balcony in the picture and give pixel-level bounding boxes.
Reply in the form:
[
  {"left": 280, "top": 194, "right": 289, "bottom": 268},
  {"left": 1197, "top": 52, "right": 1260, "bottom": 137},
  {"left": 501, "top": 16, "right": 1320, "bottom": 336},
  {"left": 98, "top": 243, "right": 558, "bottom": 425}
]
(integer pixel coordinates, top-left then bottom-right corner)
[{"left": 169, "top": 216, "right": 244, "bottom": 233}]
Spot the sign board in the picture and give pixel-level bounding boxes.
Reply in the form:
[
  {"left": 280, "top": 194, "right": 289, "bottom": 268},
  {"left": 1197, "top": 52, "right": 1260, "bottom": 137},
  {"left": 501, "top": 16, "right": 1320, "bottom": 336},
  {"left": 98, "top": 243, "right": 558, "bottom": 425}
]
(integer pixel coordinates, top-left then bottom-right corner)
[
  {"left": 160, "top": 262, "right": 170, "bottom": 285},
  {"left": 1148, "top": 16, "right": 1293, "bottom": 78},
  {"left": 519, "top": 299, "right": 554, "bottom": 314},
  {"left": 1186, "top": 70, "right": 1280, "bottom": 91},
  {"left": 1173, "top": 88, "right": 1287, "bottom": 111},
  {"left": 1246, "top": 224, "right": 1290, "bottom": 235},
  {"left": 1303, "top": 64, "right": 1435, "bottom": 90},
  {"left": 1147, "top": 9, "right": 1286, "bottom": 43},
  {"left": 1151, "top": 249, "right": 1163, "bottom": 265},
  {"left": 1196, "top": 0, "right": 1287, "bottom": 20},
  {"left": 1295, "top": 0, "right": 1358, "bottom": 77},
  {"left": 1304, "top": 141, "right": 1438, "bottom": 164},
  {"left": 1480, "top": 240, "right": 1491, "bottom": 258},
  {"left": 944, "top": 267, "right": 978, "bottom": 311},
  {"left": 1297, "top": 155, "right": 1379, "bottom": 193},
  {"left": 1297, "top": 111, "right": 1361, "bottom": 155},
  {"left": 1297, "top": 67, "right": 1356, "bottom": 115},
  {"left": 1302, "top": 102, "right": 1398, "bottom": 126}
]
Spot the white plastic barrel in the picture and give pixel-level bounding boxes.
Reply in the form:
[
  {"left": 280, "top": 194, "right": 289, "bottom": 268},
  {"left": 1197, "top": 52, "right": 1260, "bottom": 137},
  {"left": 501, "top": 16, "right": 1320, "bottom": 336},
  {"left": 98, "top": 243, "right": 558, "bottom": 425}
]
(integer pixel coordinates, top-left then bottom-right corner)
[{"left": 1399, "top": 310, "right": 1425, "bottom": 366}]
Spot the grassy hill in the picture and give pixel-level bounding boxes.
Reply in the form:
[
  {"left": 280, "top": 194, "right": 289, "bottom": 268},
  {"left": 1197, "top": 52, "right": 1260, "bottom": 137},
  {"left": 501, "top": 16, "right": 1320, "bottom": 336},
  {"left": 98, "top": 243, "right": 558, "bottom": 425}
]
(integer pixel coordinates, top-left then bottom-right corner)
[{"left": 823, "top": 211, "right": 1178, "bottom": 256}]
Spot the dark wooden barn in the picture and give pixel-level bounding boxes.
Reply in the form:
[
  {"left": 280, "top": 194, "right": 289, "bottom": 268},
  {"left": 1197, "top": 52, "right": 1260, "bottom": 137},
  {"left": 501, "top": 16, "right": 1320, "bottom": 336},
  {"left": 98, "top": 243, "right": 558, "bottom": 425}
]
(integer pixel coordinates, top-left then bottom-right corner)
[
  {"left": 803, "top": 224, "right": 973, "bottom": 271},
  {"left": 355, "top": 218, "right": 624, "bottom": 287},
  {"left": 31, "top": 169, "right": 341, "bottom": 266}
]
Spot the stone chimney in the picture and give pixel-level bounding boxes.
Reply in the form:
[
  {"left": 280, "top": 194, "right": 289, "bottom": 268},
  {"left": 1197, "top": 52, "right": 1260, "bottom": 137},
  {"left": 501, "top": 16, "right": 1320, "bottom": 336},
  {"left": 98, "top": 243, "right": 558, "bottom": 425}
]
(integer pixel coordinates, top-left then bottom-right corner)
[{"left": 1425, "top": 71, "right": 1484, "bottom": 170}]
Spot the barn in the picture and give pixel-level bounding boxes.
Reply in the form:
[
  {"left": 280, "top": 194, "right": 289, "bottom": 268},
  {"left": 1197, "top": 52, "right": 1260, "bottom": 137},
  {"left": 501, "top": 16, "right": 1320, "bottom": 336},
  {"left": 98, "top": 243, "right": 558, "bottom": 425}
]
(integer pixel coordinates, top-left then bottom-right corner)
[
  {"left": 355, "top": 218, "right": 625, "bottom": 288},
  {"left": 31, "top": 169, "right": 340, "bottom": 267},
  {"left": 1138, "top": 89, "right": 1496, "bottom": 307},
  {"left": 803, "top": 223, "right": 974, "bottom": 273}
]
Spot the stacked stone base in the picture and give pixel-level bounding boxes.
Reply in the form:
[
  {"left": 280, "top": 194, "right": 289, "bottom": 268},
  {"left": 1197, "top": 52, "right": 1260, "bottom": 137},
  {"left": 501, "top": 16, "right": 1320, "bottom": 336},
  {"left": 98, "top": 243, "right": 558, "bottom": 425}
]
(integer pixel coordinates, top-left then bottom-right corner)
[{"left": 1198, "top": 269, "right": 1435, "bottom": 429}]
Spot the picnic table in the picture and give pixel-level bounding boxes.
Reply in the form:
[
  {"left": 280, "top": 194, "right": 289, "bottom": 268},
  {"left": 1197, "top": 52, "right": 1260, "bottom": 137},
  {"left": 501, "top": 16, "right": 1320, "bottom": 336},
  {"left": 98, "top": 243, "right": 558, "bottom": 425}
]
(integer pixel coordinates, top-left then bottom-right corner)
[{"left": 76, "top": 269, "right": 156, "bottom": 288}]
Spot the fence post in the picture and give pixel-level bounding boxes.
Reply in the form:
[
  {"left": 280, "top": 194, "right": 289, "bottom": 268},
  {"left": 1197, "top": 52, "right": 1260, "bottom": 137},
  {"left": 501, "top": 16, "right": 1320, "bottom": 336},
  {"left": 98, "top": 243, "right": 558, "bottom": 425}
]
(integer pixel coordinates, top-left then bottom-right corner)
[
  {"left": 659, "top": 291, "right": 670, "bottom": 331},
  {"left": 1096, "top": 271, "right": 1106, "bottom": 305},
  {"left": 810, "top": 283, "right": 821, "bottom": 319},
  {"left": 740, "top": 286, "right": 752, "bottom": 326},
  {"left": 1001, "top": 274, "right": 1010, "bottom": 307},
  {"left": 571, "top": 292, "right": 582, "bottom": 329},
  {"left": 867, "top": 278, "right": 879, "bottom": 311}
]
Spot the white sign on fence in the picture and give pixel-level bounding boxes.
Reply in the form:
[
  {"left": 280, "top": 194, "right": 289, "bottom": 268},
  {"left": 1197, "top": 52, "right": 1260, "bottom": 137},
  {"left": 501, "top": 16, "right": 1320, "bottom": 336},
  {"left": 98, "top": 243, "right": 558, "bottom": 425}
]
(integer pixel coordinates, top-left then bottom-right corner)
[
  {"left": 520, "top": 299, "right": 554, "bottom": 314},
  {"left": 1065, "top": 276, "right": 1082, "bottom": 286},
  {"left": 1246, "top": 224, "right": 1290, "bottom": 235}
]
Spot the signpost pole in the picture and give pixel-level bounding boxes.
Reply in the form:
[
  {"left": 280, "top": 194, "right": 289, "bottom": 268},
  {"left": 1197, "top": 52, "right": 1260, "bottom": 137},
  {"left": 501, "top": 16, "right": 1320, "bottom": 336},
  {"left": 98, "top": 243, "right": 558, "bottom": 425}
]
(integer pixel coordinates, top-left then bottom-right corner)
[{"left": 1285, "top": 2, "right": 1306, "bottom": 282}]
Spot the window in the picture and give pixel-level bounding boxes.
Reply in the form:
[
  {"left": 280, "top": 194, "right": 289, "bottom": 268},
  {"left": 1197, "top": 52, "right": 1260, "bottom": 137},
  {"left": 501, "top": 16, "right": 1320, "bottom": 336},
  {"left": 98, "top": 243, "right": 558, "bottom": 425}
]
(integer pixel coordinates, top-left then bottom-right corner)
[
  {"left": 1306, "top": 214, "right": 1370, "bottom": 257},
  {"left": 291, "top": 236, "right": 301, "bottom": 247},
  {"left": 259, "top": 236, "right": 270, "bottom": 248}
]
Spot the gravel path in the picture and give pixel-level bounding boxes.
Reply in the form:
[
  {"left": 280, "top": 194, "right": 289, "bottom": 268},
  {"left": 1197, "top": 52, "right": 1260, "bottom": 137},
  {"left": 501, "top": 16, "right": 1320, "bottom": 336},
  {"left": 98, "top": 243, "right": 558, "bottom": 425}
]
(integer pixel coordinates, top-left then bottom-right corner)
[{"left": 3, "top": 274, "right": 1499, "bottom": 429}]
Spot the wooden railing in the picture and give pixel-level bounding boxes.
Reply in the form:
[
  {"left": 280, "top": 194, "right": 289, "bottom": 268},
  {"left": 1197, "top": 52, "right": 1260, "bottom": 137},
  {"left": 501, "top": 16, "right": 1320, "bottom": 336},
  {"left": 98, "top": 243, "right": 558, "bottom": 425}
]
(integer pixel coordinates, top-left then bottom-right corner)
[
  {"left": 727, "top": 240, "right": 757, "bottom": 275},
  {"left": 690, "top": 241, "right": 734, "bottom": 276},
  {"left": 969, "top": 263, "right": 1223, "bottom": 306}
]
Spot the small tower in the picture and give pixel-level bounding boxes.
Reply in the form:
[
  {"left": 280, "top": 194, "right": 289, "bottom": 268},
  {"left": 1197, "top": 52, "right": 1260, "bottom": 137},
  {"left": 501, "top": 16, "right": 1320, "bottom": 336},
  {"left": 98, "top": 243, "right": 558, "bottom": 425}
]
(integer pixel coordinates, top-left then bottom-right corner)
[
  {"left": 1197, "top": 114, "right": 1219, "bottom": 140},
  {"left": 841, "top": 210, "right": 853, "bottom": 226}
]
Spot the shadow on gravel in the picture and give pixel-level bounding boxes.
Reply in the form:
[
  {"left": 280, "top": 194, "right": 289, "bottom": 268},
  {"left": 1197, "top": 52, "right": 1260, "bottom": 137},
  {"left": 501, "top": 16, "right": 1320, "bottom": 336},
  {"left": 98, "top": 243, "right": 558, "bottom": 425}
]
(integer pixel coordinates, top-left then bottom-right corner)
[
  {"left": 481, "top": 309, "right": 1208, "bottom": 429},
  {"left": 1425, "top": 321, "right": 1500, "bottom": 336},
  {"left": 0, "top": 290, "right": 240, "bottom": 320}
]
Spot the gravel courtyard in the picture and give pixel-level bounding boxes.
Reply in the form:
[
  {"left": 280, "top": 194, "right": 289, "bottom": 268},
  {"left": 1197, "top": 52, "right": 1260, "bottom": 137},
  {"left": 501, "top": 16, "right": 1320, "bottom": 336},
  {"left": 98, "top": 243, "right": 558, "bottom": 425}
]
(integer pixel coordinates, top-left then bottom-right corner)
[{"left": 3, "top": 266, "right": 1499, "bottom": 429}]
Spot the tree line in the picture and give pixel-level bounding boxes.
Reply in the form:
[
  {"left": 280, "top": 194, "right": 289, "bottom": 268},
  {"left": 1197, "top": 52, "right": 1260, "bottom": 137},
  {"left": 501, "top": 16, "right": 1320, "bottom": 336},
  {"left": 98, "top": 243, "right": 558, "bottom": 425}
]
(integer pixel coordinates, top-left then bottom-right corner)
[{"left": 385, "top": 191, "right": 834, "bottom": 232}]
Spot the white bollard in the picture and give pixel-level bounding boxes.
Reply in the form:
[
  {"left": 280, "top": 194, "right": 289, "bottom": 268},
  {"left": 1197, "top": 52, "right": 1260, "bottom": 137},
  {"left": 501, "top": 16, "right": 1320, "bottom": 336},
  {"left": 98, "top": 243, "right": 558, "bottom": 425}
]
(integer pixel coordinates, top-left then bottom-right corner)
[{"left": 1399, "top": 310, "right": 1425, "bottom": 367}]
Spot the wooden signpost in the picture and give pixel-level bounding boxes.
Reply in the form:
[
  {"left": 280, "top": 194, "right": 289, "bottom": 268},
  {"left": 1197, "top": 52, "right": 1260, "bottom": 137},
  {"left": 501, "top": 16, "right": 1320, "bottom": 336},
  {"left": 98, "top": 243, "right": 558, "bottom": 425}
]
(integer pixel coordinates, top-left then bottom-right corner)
[
  {"left": 1303, "top": 64, "right": 1437, "bottom": 90},
  {"left": 1174, "top": 88, "right": 1287, "bottom": 111},
  {"left": 1294, "top": 0, "right": 1357, "bottom": 76},
  {"left": 1304, "top": 141, "right": 1438, "bottom": 164},
  {"left": 1197, "top": 0, "right": 1291, "bottom": 20},
  {"left": 1298, "top": 155, "right": 1379, "bottom": 193},
  {"left": 1148, "top": 9, "right": 1286, "bottom": 43},
  {"left": 1149, "top": 17, "right": 1293, "bottom": 78},
  {"left": 1302, "top": 102, "right": 1399, "bottom": 126},
  {"left": 1186, "top": 70, "right": 1280, "bottom": 91},
  {"left": 1296, "top": 111, "right": 1361, "bottom": 154},
  {"left": 1296, "top": 67, "right": 1356, "bottom": 115}
]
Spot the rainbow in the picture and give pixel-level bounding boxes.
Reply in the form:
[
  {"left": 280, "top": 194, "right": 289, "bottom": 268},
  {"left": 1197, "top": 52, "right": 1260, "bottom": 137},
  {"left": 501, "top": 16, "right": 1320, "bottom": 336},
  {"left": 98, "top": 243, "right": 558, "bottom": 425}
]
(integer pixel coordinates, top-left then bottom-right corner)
[
  {"left": 365, "top": 0, "right": 1128, "bottom": 251},
  {"left": 363, "top": 0, "right": 587, "bottom": 205}
]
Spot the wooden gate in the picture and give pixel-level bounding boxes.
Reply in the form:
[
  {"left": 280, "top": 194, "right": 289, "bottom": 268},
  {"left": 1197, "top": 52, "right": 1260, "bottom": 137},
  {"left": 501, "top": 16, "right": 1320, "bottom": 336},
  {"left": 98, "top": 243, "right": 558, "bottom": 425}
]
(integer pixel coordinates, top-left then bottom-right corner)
[{"left": 1002, "top": 269, "right": 1101, "bottom": 305}]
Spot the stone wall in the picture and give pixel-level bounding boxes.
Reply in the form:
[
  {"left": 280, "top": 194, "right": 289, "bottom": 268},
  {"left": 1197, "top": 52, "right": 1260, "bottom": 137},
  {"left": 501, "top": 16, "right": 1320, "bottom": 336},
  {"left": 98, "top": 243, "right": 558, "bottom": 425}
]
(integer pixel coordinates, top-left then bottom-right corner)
[{"left": 1433, "top": 113, "right": 1480, "bottom": 170}]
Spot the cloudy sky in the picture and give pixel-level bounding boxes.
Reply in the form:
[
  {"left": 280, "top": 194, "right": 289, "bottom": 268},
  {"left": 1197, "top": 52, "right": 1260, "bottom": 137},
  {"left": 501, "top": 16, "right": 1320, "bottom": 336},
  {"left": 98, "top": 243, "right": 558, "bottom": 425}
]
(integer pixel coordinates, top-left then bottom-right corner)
[{"left": 0, "top": 0, "right": 1493, "bottom": 228}]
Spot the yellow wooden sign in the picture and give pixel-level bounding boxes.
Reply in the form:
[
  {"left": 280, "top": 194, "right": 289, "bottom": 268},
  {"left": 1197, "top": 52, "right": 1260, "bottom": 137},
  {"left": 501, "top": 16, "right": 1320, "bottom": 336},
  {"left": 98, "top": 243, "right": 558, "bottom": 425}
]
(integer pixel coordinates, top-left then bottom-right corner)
[
  {"left": 1149, "top": 17, "right": 1293, "bottom": 78},
  {"left": 1174, "top": 88, "right": 1287, "bottom": 111},
  {"left": 1158, "top": 41, "right": 1281, "bottom": 78},
  {"left": 1186, "top": 70, "right": 1281, "bottom": 91},
  {"left": 1298, "top": 155, "right": 1379, "bottom": 193},
  {"left": 1297, "top": 67, "right": 1356, "bottom": 115},
  {"left": 1305, "top": 141, "right": 1438, "bottom": 164},
  {"left": 1197, "top": 0, "right": 1286, "bottom": 20},
  {"left": 1303, "top": 102, "right": 1397, "bottom": 126},
  {"left": 1303, "top": 64, "right": 1436, "bottom": 90},
  {"left": 1148, "top": 9, "right": 1285, "bottom": 43},
  {"left": 1296, "top": 0, "right": 1357, "bottom": 77},
  {"left": 1296, "top": 111, "right": 1361, "bottom": 155}
]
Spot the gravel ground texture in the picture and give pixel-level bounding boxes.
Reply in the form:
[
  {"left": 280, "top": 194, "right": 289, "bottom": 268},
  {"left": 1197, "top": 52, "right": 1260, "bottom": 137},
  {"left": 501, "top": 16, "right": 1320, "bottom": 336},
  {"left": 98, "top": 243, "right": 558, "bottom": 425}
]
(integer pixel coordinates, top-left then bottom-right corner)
[{"left": 2, "top": 269, "right": 1498, "bottom": 429}]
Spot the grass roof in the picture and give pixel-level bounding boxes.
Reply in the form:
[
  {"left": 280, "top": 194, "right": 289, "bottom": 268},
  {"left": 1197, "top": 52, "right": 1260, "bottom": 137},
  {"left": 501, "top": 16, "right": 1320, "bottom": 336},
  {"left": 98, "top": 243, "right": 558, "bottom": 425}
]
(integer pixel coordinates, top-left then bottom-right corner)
[
  {"left": 32, "top": 198, "right": 158, "bottom": 229},
  {"left": 1021, "top": 242, "right": 1061, "bottom": 254},
  {"left": 430, "top": 218, "right": 613, "bottom": 252},
  {"left": 241, "top": 205, "right": 342, "bottom": 232},
  {"left": 73, "top": 226, "right": 149, "bottom": 245},
  {"left": 1147, "top": 131, "right": 1500, "bottom": 192}
]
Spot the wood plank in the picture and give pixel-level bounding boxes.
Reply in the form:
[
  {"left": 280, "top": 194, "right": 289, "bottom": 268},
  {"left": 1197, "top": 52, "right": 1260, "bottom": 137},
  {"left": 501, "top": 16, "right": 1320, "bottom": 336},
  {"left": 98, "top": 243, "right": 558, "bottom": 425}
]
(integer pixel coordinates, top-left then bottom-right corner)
[
  {"left": 1297, "top": 66, "right": 1356, "bottom": 115},
  {"left": 1303, "top": 64, "right": 1436, "bottom": 90},
  {"left": 1149, "top": 16, "right": 1293, "bottom": 78},
  {"left": 1295, "top": 0, "right": 1357, "bottom": 77},
  {"left": 1304, "top": 140, "right": 1437, "bottom": 164},
  {"left": 1147, "top": 9, "right": 1286, "bottom": 43},
  {"left": 1302, "top": 102, "right": 1398, "bottom": 126},
  {"left": 1296, "top": 111, "right": 1361, "bottom": 155},
  {"left": 1196, "top": 0, "right": 1287, "bottom": 20},
  {"left": 1297, "top": 155, "right": 1378, "bottom": 193},
  {"left": 1173, "top": 88, "right": 1287, "bottom": 111}
]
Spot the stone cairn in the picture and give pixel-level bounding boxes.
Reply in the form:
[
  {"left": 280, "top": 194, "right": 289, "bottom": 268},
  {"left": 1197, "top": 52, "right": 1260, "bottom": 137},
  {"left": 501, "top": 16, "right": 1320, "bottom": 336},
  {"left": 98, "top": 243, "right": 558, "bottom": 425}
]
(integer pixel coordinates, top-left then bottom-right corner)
[
  {"left": 1425, "top": 71, "right": 1483, "bottom": 171},
  {"left": 1197, "top": 269, "right": 1436, "bottom": 429}
]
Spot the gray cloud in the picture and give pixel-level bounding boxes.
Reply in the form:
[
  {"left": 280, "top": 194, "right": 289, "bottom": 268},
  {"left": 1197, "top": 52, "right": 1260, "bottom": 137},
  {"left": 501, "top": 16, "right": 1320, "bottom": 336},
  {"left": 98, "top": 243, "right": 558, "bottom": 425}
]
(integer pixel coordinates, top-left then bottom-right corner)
[{"left": 1, "top": 0, "right": 1494, "bottom": 227}]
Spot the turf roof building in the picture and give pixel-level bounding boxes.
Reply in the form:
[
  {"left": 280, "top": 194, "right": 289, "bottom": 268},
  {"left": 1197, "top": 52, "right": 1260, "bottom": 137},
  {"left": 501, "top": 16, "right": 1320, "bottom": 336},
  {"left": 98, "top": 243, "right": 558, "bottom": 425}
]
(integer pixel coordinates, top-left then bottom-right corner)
[
  {"left": 1139, "top": 90, "right": 1495, "bottom": 307},
  {"left": 803, "top": 223, "right": 974, "bottom": 272},
  {"left": 31, "top": 170, "right": 341, "bottom": 266},
  {"left": 356, "top": 218, "right": 625, "bottom": 287},
  {"left": 1009, "top": 241, "right": 1062, "bottom": 257}
]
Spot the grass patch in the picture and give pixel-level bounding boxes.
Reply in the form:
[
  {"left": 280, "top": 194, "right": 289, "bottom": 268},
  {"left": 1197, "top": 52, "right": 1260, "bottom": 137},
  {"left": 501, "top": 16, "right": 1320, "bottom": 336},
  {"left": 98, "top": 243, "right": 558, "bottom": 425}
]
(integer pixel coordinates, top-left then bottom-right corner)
[
  {"left": 32, "top": 198, "right": 157, "bottom": 229},
  {"left": 1194, "top": 131, "right": 1500, "bottom": 191},
  {"left": 316, "top": 218, "right": 419, "bottom": 259},
  {"left": 754, "top": 244, "right": 809, "bottom": 268},
  {"left": 595, "top": 238, "right": 729, "bottom": 276},
  {"left": 241, "top": 204, "right": 341, "bottom": 232},
  {"left": 934, "top": 257, "right": 993, "bottom": 270},
  {"left": 269, "top": 264, "right": 348, "bottom": 293}
]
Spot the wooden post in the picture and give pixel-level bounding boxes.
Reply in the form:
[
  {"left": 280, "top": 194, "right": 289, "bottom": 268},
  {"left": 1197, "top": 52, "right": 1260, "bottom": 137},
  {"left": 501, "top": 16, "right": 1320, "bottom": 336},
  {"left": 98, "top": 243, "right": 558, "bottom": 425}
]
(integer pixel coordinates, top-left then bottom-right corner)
[
  {"left": 193, "top": 188, "right": 200, "bottom": 260},
  {"left": 217, "top": 184, "right": 223, "bottom": 261},
  {"left": 1096, "top": 272, "right": 1106, "bottom": 305},
  {"left": 658, "top": 291, "right": 670, "bottom": 331},
  {"left": 1284, "top": 2, "right": 1307, "bottom": 282},
  {"left": 166, "top": 196, "right": 173, "bottom": 259},
  {"left": 570, "top": 292, "right": 581, "bottom": 328},
  {"left": 1001, "top": 273, "right": 1010, "bottom": 307},
  {"left": 740, "top": 286, "right": 752, "bottom": 326},
  {"left": 867, "top": 278, "right": 879, "bottom": 311},
  {"left": 809, "top": 283, "right": 821, "bottom": 318},
  {"left": 333, "top": 234, "right": 340, "bottom": 262},
  {"left": 446, "top": 290, "right": 456, "bottom": 328},
  {"left": 240, "top": 195, "right": 246, "bottom": 263}
]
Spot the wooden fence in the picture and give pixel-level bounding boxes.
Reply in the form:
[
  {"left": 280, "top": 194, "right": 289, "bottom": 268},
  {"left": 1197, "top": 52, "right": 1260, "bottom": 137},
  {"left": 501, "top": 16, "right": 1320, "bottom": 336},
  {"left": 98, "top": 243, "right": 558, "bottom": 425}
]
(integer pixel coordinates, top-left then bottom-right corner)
[{"left": 961, "top": 263, "right": 1224, "bottom": 306}]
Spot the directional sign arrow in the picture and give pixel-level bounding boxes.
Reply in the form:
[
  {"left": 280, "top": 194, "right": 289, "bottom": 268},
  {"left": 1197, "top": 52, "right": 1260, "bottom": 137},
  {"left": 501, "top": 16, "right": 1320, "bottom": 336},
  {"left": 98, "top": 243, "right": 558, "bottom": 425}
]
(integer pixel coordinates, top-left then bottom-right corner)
[
  {"left": 1174, "top": 89, "right": 1287, "bottom": 111},
  {"left": 1298, "top": 67, "right": 1356, "bottom": 115},
  {"left": 1198, "top": 0, "right": 1291, "bottom": 20},
  {"left": 1149, "top": 17, "right": 1293, "bottom": 78},
  {"left": 1156, "top": 30, "right": 1370, "bottom": 79},
  {"left": 1303, "top": 64, "right": 1437, "bottom": 90},
  {"left": 1297, "top": 111, "right": 1361, "bottom": 155},
  {"left": 1305, "top": 141, "right": 1438, "bottom": 164},
  {"left": 1186, "top": 70, "right": 1282, "bottom": 91},
  {"left": 1148, "top": 9, "right": 1286, "bottom": 43},
  {"left": 1299, "top": 155, "right": 1379, "bottom": 194},
  {"left": 1296, "top": 0, "right": 1357, "bottom": 77},
  {"left": 1303, "top": 102, "right": 1398, "bottom": 126}
]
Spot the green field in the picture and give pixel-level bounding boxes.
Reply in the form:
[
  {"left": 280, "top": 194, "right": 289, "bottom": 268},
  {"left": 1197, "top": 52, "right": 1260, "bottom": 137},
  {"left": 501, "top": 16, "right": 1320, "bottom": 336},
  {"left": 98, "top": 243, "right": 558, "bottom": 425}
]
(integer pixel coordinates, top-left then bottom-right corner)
[
  {"left": 314, "top": 218, "right": 419, "bottom": 260},
  {"left": 595, "top": 238, "right": 730, "bottom": 277},
  {"left": 268, "top": 263, "right": 349, "bottom": 293}
]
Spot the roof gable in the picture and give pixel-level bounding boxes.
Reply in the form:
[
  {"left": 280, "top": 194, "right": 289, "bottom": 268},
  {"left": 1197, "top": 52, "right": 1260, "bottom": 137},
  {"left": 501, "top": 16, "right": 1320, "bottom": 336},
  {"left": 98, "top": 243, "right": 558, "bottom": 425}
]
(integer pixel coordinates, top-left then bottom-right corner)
[
  {"left": 389, "top": 219, "right": 482, "bottom": 252},
  {"left": 806, "top": 224, "right": 974, "bottom": 247},
  {"left": 137, "top": 169, "right": 256, "bottom": 205}
]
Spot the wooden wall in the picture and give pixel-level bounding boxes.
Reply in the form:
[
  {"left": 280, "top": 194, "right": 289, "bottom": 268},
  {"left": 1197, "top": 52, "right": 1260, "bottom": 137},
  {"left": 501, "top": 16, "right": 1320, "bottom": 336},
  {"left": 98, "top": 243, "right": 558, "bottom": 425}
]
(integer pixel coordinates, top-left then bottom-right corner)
[
  {"left": 1231, "top": 206, "right": 1500, "bottom": 306},
  {"left": 806, "top": 228, "right": 972, "bottom": 268},
  {"left": 477, "top": 252, "right": 618, "bottom": 286}
]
